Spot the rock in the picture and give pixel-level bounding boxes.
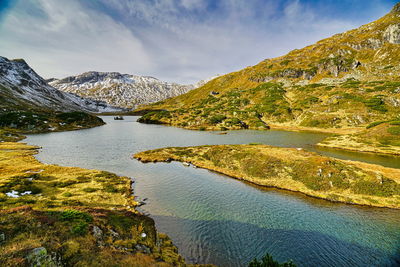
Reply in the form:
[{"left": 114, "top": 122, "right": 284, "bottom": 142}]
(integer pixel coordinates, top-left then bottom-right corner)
[
  {"left": 352, "top": 61, "right": 361, "bottom": 69},
  {"left": 92, "top": 225, "right": 103, "bottom": 239},
  {"left": 0, "top": 232, "right": 5, "bottom": 243},
  {"left": 134, "top": 244, "right": 151, "bottom": 254},
  {"left": 383, "top": 24, "right": 400, "bottom": 44},
  {"left": 386, "top": 97, "right": 400, "bottom": 107},
  {"left": 26, "top": 247, "right": 62, "bottom": 267},
  {"left": 110, "top": 229, "right": 119, "bottom": 239}
]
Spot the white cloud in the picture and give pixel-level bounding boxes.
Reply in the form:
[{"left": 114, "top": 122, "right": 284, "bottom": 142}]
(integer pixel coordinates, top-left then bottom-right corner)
[{"left": 0, "top": 0, "right": 152, "bottom": 79}]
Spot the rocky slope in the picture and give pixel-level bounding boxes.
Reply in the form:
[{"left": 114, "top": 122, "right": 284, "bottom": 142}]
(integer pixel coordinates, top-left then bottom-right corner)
[
  {"left": 0, "top": 56, "right": 122, "bottom": 114},
  {"left": 49, "top": 72, "right": 210, "bottom": 109},
  {"left": 136, "top": 4, "right": 400, "bottom": 133}
]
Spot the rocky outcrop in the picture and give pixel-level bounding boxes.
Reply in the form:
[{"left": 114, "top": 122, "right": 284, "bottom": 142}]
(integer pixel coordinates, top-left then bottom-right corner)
[
  {"left": 26, "top": 247, "right": 62, "bottom": 267},
  {"left": 348, "top": 38, "right": 383, "bottom": 50},
  {"left": 383, "top": 24, "right": 400, "bottom": 44}
]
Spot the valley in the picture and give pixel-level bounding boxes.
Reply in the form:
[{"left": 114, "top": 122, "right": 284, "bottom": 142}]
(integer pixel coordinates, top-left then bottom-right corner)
[{"left": 1, "top": 2, "right": 400, "bottom": 267}]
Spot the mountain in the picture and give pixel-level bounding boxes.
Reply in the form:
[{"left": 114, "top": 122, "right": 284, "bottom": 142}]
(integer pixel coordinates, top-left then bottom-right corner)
[
  {"left": 137, "top": 4, "right": 400, "bottom": 133},
  {"left": 0, "top": 57, "right": 122, "bottom": 114},
  {"left": 0, "top": 56, "right": 125, "bottom": 135},
  {"left": 49, "top": 72, "right": 203, "bottom": 109}
]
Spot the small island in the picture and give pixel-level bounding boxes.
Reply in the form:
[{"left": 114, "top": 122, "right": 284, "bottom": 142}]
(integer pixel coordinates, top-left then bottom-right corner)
[{"left": 134, "top": 144, "right": 400, "bottom": 209}]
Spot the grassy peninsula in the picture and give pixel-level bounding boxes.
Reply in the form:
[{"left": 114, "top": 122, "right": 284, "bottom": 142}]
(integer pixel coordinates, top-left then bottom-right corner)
[
  {"left": 0, "top": 141, "right": 200, "bottom": 266},
  {"left": 318, "top": 121, "right": 400, "bottom": 156},
  {"left": 134, "top": 145, "right": 400, "bottom": 209}
]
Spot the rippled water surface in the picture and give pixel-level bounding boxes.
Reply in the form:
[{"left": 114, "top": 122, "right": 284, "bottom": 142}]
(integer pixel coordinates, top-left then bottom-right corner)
[{"left": 26, "top": 116, "right": 400, "bottom": 267}]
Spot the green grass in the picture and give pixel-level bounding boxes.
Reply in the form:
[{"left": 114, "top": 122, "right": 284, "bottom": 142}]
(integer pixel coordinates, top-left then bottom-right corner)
[{"left": 388, "top": 126, "right": 400, "bottom": 135}]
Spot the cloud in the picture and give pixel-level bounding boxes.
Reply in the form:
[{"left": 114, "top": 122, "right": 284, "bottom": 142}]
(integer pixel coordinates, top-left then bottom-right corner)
[
  {"left": 0, "top": 0, "right": 152, "bottom": 78},
  {"left": 180, "top": 0, "right": 206, "bottom": 10},
  {"left": 0, "top": 0, "right": 396, "bottom": 84}
]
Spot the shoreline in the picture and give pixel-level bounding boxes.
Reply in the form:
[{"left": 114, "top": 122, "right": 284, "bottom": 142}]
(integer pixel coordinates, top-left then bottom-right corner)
[
  {"left": 136, "top": 120, "right": 400, "bottom": 157},
  {"left": 136, "top": 120, "right": 362, "bottom": 134},
  {"left": 0, "top": 140, "right": 191, "bottom": 266},
  {"left": 317, "top": 142, "right": 400, "bottom": 156},
  {"left": 134, "top": 145, "right": 400, "bottom": 209}
]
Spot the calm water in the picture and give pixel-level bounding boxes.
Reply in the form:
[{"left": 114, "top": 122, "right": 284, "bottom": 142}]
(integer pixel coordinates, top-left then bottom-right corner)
[{"left": 26, "top": 116, "right": 400, "bottom": 267}]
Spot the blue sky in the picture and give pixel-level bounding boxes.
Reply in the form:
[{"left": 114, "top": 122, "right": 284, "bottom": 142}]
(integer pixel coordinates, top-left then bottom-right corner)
[{"left": 0, "top": 0, "right": 397, "bottom": 83}]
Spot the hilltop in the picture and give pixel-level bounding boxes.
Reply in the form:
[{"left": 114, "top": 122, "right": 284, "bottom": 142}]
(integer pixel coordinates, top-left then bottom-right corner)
[{"left": 136, "top": 4, "right": 400, "bottom": 134}]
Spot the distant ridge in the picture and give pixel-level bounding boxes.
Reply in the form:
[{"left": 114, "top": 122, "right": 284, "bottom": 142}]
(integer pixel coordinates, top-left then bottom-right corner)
[
  {"left": 49, "top": 72, "right": 216, "bottom": 109},
  {"left": 0, "top": 56, "right": 122, "bottom": 113}
]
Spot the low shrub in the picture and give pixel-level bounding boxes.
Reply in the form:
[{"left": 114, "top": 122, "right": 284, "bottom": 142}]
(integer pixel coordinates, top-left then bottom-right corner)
[
  {"left": 388, "top": 126, "right": 400, "bottom": 135},
  {"left": 248, "top": 253, "right": 296, "bottom": 267},
  {"left": 82, "top": 187, "right": 97, "bottom": 193},
  {"left": 71, "top": 222, "right": 89, "bottom": 236},
  {"left": 209, "top": 114, "right": 227, "bottom": 124},
  {"left": 59, "top": 209, "right": 93, "bottom": 222}
]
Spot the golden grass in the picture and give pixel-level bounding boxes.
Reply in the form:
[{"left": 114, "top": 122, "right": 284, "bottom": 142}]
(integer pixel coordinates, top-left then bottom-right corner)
[
  {"left": 134, "top": 145, "right": 400, "bottom": 209},
  {"left": 0, "top": 142, "right": 202, "bottom": 266},
  {"left": 0, "top": 142, "right": 136, "bottom": 210},
  {"left": 318, "top": 123, "right": 400, "bottom": 156}
]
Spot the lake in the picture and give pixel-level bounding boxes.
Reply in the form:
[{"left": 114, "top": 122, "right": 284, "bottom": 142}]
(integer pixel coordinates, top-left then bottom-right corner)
[{"left": 26, "top": 116, "right": 400, "bottom": 267}]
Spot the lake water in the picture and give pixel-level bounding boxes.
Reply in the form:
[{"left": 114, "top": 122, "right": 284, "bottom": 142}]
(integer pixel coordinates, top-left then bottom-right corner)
[{"left": 26, "top": 116, "right": 400, "bottom": 267}]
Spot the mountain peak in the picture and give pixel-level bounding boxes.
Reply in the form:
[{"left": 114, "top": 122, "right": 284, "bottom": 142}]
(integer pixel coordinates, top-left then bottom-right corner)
[{"left": 392, "top": 2, "right": 400, "bottom": 13}]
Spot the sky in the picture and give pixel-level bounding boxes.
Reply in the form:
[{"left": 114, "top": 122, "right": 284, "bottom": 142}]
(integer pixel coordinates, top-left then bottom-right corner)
[{"left": 0, "top": 0, "right": 397, "bottom": 84}]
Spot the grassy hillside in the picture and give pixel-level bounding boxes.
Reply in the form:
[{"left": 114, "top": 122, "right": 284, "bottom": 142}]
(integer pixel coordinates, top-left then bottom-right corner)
[
  {"left": 0, "top": 142, "right": 202, "bottom": 266},
  {"left": 137, "top": 5, "right": 400, "bottom": 133},
  {"left": 134, "top": 145, "right": 400, "bottom": 209}
]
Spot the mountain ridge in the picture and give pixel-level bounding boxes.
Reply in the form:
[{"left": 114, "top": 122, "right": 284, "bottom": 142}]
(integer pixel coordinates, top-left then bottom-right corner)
[
  {"left": 49, "top": 71, "right": 215, "bottom": 109},
  {"left": 0, "top": 56, "right": 122, "bottom": 114},
  {"left": 136, "top": 5, "right": 400, "bottom": 136}
]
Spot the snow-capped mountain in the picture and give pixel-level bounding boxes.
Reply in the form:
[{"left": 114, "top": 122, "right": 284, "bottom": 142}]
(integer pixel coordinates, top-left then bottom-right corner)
[
  {"left": 0, "top": 57, "right": 122, "bottom": 113},
  {"left": 49, "top": 72, "right": 209, "bottom": 109}
]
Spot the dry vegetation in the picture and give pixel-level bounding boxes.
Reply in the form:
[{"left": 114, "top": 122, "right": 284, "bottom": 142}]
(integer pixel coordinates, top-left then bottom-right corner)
[
  {"left": 134, "top": 145, "right": 400, "bottom": 209},
  {"left": 318, "top": 121, "right": 400, "bottom": 155},
  {"left": 0, "top": 142, "right": 203, "bottom": 266}
]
